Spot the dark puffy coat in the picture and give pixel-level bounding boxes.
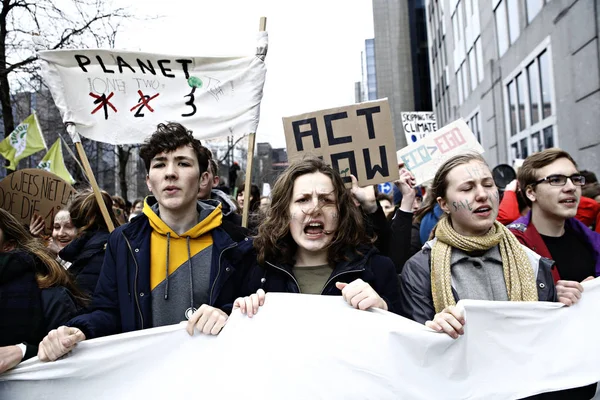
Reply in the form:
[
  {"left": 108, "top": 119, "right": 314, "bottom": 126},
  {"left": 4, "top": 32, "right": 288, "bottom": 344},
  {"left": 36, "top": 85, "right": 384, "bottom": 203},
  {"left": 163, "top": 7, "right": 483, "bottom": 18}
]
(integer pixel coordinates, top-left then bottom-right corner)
[
  {"left": 67, "top": 199, "right": 258, "bottom": 340},
  {"left": 0, "top": 251, "right": 78, "bottom": 360},
  {"left": 244, "top": 246, "right": 402, "bottom": 314},
  {"left": 60, "top": 230, "right": 110, "bottom": 297}
]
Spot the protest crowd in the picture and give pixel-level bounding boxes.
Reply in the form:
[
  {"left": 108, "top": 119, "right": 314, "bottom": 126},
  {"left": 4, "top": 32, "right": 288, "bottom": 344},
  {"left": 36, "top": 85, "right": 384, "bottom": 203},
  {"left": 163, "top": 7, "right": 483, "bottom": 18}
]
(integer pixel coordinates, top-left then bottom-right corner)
[
  {"left": 0, "top": 119, "right": 599, "bottom": 399},
  {"left": 0, "top": 19, "right": 598, "bottom": 398}
]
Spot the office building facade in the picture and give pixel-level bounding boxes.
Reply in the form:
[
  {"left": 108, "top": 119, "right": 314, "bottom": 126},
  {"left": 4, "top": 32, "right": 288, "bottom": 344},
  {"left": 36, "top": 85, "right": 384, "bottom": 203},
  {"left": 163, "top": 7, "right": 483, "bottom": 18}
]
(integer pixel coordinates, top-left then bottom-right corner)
[{"left": 427, "top": 0, "right": 600, "bottom": 172}]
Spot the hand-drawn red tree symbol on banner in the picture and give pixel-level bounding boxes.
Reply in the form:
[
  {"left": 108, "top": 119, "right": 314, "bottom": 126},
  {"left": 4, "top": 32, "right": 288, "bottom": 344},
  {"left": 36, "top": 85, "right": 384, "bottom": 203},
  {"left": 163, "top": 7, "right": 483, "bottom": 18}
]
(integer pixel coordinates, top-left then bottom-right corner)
[
  {"left": 130, "top": 90, "right": 160, "bottom": 118},
  {"left": 90, "top": 92, "right": 117, "bottom": 120}
]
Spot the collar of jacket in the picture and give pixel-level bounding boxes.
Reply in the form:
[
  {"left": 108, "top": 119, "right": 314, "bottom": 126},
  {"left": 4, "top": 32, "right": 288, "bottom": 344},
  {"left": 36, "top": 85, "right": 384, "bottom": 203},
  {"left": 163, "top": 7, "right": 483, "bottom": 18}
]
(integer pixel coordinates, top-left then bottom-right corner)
[
  {"left": 60, "top": 230, "right": 110, "bottom": 263},
  {"left": 267, "top": 246, "right": 376, "bottom": 280},
  {"left": 121, "top": 197, "right": 254, "bottom": 278},
  {"left": 514, "top": 210, "right": 600, "bottom": 277}
]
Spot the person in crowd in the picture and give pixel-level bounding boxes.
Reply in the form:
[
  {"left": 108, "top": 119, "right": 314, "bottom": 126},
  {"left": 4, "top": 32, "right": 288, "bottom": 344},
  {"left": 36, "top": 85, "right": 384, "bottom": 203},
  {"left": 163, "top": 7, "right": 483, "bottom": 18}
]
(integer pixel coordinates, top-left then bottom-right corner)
[
  {"left": 399, "top": 153, "right": 584, "bottom": 335},
  {"left": 58, "top": 189, "right": 121, "bottom": 298},
  {"left": 583, "top": 182, "right": 600, "bottom": 204},
  {"left": 0, "top": 209, "right": 84, "bottom": 373},
  {"left": 507, "top": 152, "right": 598, "bottom": 400},
  {"left": 228, "top": 161, "right": 240, "bottom": 193},
  {"left": 388, "top": 168, "right": 422, "bottom": 273},
  {"left": 234, "top": 157, "right": 400, "bottom": 317},
  {"left": 27, "top": 209, "right": 78, "bottom": 268},
  {"left": 236, "top": 183, "right": 260, "bottom": 213},
  {"left": 389, "top": 188, "right": 445, "bottom": 272},
  {"left": 411, "top": 187, "right": 424, "bottom": 212},
  {"left": 38, "top": 122, "right": 257, "bottom": 362},
  {"left": 508, "top": 149, "right": 600, "bottom": 284},
  {"left": 111, "top": 195, "right": 128, "bottom": 225},
  {"left": 500, "top": 170, "right": 600, "bottom": 229},
  {"left": 50, "top": 210, "right": 78, "bottom": 253},
  {"left": 580, "top": 170, "right": 598, "bottom": 189},
  {"left": 237, "top": 183, "right": 261, "bottom": 232},
  {"left": 129, "top": 199, "right": 144, "bottom": 221},
  {"left": 349, "top": 175, "right": 394, "bottom": 256},
  {"left": 496, "top": 179, "right": 531, "bottom": 225},
  {"left": 198, "top": 155, "right": 242, "bottom": 226},
  {"left": 376, "top": 193, "right": 395, "bottom": 220}
]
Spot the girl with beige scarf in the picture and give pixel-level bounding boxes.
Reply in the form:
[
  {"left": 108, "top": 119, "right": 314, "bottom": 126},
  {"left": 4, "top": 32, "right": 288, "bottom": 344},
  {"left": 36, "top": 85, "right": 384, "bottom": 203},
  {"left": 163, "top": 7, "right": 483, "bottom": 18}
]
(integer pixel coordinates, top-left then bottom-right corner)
[{"left": 399, "top": 154, "right": 582, "bottom": 339}]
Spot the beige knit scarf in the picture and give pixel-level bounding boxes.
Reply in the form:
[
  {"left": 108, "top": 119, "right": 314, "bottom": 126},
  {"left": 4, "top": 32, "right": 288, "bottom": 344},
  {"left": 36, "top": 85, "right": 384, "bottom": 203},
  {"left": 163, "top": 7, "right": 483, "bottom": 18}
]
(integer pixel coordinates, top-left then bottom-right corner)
[{"left": 431, "top": 217, "right": 538, "bottom": 313}]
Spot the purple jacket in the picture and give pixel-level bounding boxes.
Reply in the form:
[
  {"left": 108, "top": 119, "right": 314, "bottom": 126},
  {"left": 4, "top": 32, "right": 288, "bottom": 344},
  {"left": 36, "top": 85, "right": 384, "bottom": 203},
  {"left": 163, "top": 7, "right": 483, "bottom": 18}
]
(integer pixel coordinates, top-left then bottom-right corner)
[{"left": 508, "top": 211, "right": 600, "bottom": 278}]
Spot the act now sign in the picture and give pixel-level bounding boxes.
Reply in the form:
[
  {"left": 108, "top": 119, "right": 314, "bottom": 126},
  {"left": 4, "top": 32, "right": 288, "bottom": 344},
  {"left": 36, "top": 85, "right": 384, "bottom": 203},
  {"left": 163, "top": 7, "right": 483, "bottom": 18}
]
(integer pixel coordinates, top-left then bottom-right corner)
[{"left": 282, "top": 99, "right": 399, "bottom": 187}]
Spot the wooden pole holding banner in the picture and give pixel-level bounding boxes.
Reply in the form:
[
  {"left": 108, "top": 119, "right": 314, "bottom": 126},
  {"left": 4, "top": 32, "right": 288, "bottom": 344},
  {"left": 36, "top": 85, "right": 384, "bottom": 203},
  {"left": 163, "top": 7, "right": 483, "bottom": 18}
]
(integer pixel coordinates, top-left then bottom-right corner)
[
  {"left": 66, "top": 124, "right": 115, "bottom": 233},
  {"left": 241, "top": 16, "right": 267, "bottom": 228}
]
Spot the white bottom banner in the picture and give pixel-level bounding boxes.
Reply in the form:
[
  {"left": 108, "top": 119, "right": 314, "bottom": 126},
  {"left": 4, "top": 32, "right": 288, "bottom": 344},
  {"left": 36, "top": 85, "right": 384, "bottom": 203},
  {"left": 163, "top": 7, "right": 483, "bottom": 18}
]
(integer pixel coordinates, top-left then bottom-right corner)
[{"left": 2, "top": 280, "right": 600, "bottom": 400}]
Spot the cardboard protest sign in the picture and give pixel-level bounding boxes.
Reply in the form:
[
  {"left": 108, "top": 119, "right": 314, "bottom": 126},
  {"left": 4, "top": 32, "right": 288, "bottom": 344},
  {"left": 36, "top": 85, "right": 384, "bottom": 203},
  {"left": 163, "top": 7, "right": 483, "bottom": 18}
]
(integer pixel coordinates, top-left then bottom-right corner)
[
  {"left": 401, "top": 111, "right": 437, "bottom": 144},
  {"left": 38, "top": 33, "right": 268, "bottom": 145},
  {"left": 0, "top": 169, "right": 75, "bottom": 234},
  {"left": 397, "top": 119, "right": 484, "bottom": 185},
  {"left": 282, "top": 99, "right": 399, "bottom": 187}
]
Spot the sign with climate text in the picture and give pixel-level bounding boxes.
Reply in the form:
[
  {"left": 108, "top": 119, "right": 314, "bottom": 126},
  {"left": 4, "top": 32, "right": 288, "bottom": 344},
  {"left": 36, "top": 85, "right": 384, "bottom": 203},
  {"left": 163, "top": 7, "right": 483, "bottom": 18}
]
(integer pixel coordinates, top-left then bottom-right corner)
[{"left": 397, "top": 119, "right": 484, "bottom": 185}]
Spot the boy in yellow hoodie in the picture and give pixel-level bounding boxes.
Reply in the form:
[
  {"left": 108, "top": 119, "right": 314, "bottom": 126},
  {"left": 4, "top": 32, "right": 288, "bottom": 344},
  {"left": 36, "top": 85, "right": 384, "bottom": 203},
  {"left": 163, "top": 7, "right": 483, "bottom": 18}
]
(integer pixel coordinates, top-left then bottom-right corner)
[{"left": 39, "top": 122, "right": 257, "bottom": 362}]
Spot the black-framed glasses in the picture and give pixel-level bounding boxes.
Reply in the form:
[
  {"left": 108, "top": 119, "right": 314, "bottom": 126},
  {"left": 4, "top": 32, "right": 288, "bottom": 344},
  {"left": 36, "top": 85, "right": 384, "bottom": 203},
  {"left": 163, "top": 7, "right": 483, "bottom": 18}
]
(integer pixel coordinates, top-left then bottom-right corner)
[{"left": 532, "top": 174, "right": 586, "bottom": 187}]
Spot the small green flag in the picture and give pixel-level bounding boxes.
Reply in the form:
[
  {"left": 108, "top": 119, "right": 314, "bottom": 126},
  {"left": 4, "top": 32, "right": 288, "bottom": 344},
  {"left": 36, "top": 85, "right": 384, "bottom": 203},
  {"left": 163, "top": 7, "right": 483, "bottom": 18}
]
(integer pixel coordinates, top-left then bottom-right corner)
[
  {"left": 37, "top": 138, "right": 75, "bottom": 184},
  {"left": 0, "top": 113, "right": 47, "bottom": 170}
]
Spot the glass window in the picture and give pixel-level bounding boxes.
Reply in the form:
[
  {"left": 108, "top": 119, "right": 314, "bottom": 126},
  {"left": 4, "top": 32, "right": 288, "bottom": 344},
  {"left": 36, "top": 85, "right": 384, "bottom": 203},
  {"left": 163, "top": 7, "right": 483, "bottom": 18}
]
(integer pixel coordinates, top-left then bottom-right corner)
[
  {"left": 465, "top": 0, "right": 473, "bottom": 17},
  {"left": 495, "top": 1, "right": 509, "bottom": 56},
  {"left": 543, "top": 126, "right": 554, "bottom": 148},
  {"left": 511, "top": 143, "right": 520, "bottom": 159},
  {"left": 462, "top": 62, "right": 470, "bottom": 97},
  {"left": 471, "top": 113, "right": 481, "bottom": 143},
  {"left": 469, "top": 49, "right": 478, "bottom": 90},
  {"left": 507, "top": 0, "right": 520, "bottom": 44},
  {"left": 516, "top": 73, "right": 527, "bottom": 131},
  {"left": 508, "top": 81, "right": 517, "bottom": 136},
  {"left": 531, "top": 131, "right": 542, "bottom": 152},
  {"left": 452, "top": 13, "right": 460, "bottom": 46},
  {"left": 457, "top": 0, "right": 465, "bottom": 38},
  {"left": 526, "top": 0, "right": 544, "bottom": 23},
  {"left": 457, "top": 68, "right": 464, "bottom": 104},
  {"left": 475, "top": 38, "right": 484, "bottom": 83},
  {"left": 527, "top": 61, "right": 540, "bottom": 125},
  {"left": 538, "top": 50, "right": 552, "bottom": 119},
  {"left": 520, "top": 137, "right": 529, "bottom": 158}
]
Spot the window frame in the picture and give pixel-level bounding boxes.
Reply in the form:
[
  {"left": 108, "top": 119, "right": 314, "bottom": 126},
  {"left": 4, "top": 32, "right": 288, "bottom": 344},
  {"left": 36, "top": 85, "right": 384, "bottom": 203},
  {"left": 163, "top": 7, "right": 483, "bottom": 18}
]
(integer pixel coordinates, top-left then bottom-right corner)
[{"left": 503, "top": 37, "right": 557, "bottom": 163}]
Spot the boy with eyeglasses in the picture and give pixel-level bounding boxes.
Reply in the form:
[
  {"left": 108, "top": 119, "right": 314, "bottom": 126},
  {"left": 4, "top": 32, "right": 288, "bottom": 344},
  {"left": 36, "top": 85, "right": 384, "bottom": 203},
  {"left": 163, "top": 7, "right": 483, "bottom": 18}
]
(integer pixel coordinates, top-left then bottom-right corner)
[
  {"left": 508, "top": 148, "right": 600, "bottom": 285},
  {"left": 508, "top": 149, "right": 600, "bottom": 400}
]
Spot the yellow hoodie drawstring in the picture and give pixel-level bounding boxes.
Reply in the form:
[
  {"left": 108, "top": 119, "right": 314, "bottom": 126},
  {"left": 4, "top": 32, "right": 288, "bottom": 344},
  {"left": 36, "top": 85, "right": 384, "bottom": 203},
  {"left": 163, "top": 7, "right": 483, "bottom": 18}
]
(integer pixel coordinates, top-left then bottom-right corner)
[
  {"left": 164, "top": 234, "right": 196, "bottom": 317},
  {"left": 187, "top": 237, "right": 195, "bottom": 315},
  {"left": 164, "top": 232, "right": 170, "bottom": 300}
]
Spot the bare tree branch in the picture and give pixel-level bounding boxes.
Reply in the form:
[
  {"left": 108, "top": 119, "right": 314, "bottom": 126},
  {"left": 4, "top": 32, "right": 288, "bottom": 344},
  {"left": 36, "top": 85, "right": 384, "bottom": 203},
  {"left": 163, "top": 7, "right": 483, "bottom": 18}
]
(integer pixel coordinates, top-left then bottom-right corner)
[{"left": 219, "top": 135, "right": 248, "bottom": 164}]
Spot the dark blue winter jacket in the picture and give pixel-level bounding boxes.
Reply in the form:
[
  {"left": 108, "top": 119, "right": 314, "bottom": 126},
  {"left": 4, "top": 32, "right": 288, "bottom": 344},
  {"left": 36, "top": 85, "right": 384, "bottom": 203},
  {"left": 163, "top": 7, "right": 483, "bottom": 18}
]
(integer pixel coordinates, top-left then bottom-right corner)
[
  {"left": 60, "top": 229, "right": 110, "bottom": 298},
  {"left": 67, "top": 199, "right": 257, "bottom": 340},
  {"left": 244, "top": 247, "right": 401, "bottom": 314}
]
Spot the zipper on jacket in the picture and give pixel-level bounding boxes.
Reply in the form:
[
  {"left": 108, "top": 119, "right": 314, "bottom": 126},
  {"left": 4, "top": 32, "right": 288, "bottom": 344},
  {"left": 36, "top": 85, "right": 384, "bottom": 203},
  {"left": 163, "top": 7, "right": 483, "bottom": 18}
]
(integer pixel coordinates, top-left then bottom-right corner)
[
  {"left": 320, "top": 268, "right": 365, "bottom": 295},
  {"left": 209, "top": 242, "right": 239, "bottom": 305},
  {"left": 123, "top": 233, "right": 144, "bottom": 329},
  {"left": 265, "top": 261, "right": 302, "bottom": 293}
]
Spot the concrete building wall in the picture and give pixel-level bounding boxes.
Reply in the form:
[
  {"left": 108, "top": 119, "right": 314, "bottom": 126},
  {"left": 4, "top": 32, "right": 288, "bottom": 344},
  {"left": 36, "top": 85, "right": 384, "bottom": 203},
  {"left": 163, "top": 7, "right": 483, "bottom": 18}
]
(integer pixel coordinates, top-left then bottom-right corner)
[
  {"left": 427, "top": 0, "right": 600, "bottom": 173},
  {"left": 373, "top": 0, "right": 416, "bottom": 148}
]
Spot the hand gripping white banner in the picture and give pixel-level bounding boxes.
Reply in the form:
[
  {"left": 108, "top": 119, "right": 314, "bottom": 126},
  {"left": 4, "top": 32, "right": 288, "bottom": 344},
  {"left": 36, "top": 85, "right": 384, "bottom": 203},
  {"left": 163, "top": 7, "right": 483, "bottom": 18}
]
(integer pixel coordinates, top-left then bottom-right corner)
[
  {"left": 1, "top": 281, "right": 600, "bottom": 399},
  {"left": 38, "top": 32, "right": 267, "bottom": 145}
]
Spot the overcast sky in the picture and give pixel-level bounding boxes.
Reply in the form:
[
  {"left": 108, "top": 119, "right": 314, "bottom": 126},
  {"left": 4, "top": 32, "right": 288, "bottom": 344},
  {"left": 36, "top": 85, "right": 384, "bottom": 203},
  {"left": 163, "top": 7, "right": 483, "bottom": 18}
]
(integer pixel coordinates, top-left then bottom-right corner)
[{"left": 117, "top": 0, "right": 374, "bottom": 149}]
